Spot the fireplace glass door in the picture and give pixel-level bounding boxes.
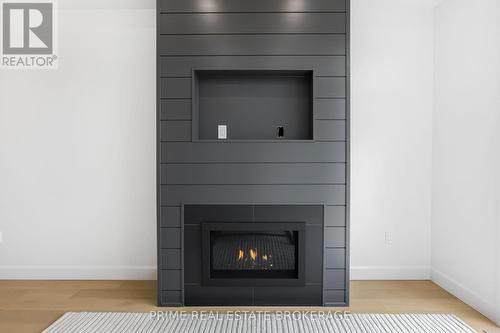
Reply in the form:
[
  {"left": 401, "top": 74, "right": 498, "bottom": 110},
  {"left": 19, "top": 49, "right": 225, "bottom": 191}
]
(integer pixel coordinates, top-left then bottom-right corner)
[{"left": 202, "top": 222, "right": 305, "bottom": 286}]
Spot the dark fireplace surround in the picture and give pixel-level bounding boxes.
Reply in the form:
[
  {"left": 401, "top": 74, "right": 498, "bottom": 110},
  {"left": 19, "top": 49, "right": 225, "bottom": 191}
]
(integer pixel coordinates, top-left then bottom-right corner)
[
  {"left": 157, "top": 0, "right": 349, "bottom": 308},
  {"left": 184, "top": 205, "right": 324, "bottom": 306}
]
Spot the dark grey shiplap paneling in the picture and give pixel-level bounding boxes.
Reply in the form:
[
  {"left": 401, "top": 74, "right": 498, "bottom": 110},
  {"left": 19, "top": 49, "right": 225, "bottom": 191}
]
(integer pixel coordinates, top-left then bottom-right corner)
[
  {"left": 160, "top": 228, "right": 181, "bottom": 248},
  {"left": 158, "top": 35, "right": 346, "bottom": 56},
  {"left": 160, "top": 100, "right": 191, "bottom": 120},
  {"left": 324, "top": 270, "right": 346, "bottom": 289},
  {"left": 324, "top": 227, "right": 346, "bottom": 247},
  {"left": 184, "top": 205, "right": 254, "bottom": 224},
  {"left": 305, "top": 226, "right": 325, "bottom": 284},
  {"left": 160, "top": 56, "right": 346, "bottom": 78},
  {"left": 160, "top": 121, "right": 191, "bottom": 142},
  {"left": 160, "top": 291, "right": 182, "bottom": 305},
  {"left": 325, "top": 206, "right": 346, "bottom": 227},
  {"left": 324, "top": 248, "right": 346, "bottom": 269},
  {"left": 159, "top": 120, "right": 345, "bottom": 142},
  {"left": 323, "top": 290, "right": 345, "bottom": 304},
  {"left": 254, "top": 205, "right": 323, "bottom": 225},
  {"left": 161, "top": 185, "right": 345, "bottom": 206},
  {"left": 161, "top": 270, "right": 182, "bottom": 290},
  {"left": 316, "top": 120, "right": 346, "bottom": 141},
  {"left": 161, "top": 77, "right": 345, "bottom": 99},
  {"left": 184, "top": 286, "right": 253, "bottom": 306},
  {"left": 159, "top": 13, "right": 346, "bottom": 34},
  {"left": 160, "top": 142, "right": 346, "bottom": 163},
  {"left": 161, "top": 163, "right": 346, "bottom": 185},
  {"left": 158, "top": 0, "right": 349, "bottom": 306},
  {"left": 253, "top": 286, "right": 323, "bottom": 306},
  {"left": 316, "top": 99, "right": 346, "bottom": 119},
  {"left": 159, "top": 0, "right": 347, "bottom": 13},
  {"left": 160, "top": 207, "right": 180, "bottom": 227},
  {"left": 161, "top": 98, "right": 346, "bottom": 121},
  {"left": 160, "top": 78, "right": 191, "bottom": 98},
  {"left": 160, "top": 249, "right": 181, "bottom": 269},
  {"left": 316, "top": 77, "right": 346, "bottom": 98}
]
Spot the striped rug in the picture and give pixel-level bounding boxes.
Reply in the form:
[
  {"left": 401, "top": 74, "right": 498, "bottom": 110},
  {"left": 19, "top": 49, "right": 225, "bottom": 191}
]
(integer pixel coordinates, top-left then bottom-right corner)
[{"left": 42, "top": 312, "right": 477, "bottom": 333}]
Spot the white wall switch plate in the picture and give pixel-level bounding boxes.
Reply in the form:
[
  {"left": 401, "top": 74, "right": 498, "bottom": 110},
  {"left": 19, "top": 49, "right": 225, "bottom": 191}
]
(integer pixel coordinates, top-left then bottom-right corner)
[
  {"left": 0, "top": 231, "right": 3, "bottom": 243},
  {"left": 384, "top": 232, "right": 392, "bottom": 245},
  {"left": 218, "top": 125, "right": 227, "bottom": 139}
]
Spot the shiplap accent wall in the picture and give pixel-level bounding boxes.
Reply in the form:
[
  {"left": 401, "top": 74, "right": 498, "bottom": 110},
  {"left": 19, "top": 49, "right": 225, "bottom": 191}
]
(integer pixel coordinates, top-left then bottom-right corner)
[{"left": 157, "top": 0, "right": 350, "bottom": 306}]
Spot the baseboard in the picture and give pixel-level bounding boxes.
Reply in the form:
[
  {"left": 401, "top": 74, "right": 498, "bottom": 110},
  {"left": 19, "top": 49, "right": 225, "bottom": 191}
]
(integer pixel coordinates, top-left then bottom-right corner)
[
  {"left": 0, "top": 266, "right": 157, "bottom": 280},
  {"left": 0, "top": 265, "right": 430, "bottom": 281},
  {"left": 351, "top": 266, "right": 430, "bottom": 280},
  {"left": 431, "top": 268, "right": 496, "bottom": 321}
]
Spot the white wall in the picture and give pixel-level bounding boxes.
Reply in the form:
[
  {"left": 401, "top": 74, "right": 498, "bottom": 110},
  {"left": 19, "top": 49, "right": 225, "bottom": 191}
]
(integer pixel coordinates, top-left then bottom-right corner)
[
  {"left": 0, "top": 3, "right": 157, "bottom": 279},
  {"left": 431, "top": 0, "right": 500, "bottom": 321},
  {"left": 350, "top": 0, "right": 435, "bottom": 279},
  {"left": 497, "top": 1, "right": 500, "bottom": 323},
  {"left": 497, "top": 7, "right": 500, "bottom": 323}
]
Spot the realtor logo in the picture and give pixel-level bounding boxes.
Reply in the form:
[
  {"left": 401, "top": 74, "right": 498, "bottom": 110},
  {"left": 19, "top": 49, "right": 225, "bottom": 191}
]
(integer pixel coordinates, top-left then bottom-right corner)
[{"left": 1, "top": 0, "right": 57, "bottom": 69}]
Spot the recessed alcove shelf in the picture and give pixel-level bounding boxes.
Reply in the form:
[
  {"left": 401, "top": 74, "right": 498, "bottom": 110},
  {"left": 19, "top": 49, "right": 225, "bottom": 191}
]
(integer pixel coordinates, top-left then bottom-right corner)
[{"left": 192, "top": 70, "right": 315, "bottom": 141}]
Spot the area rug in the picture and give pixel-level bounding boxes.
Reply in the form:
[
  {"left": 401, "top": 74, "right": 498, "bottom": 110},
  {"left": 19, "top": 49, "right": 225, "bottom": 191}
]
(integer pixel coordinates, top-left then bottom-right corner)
[{"left": 42, "top": 312, "right": 477, "bottom": 333}]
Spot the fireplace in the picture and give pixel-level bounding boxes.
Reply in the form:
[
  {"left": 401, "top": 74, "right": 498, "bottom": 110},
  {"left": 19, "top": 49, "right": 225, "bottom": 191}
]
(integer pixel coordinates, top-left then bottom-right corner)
[
  {"left": 183, "top": 205, "right": 328, "bottom": 306},
  {"left": 201, "top": 222, "right": 305, "bottom": 286}
]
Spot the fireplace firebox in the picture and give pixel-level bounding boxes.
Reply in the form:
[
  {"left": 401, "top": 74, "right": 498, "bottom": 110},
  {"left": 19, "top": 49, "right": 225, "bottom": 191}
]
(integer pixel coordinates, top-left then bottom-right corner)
[{"left": 202, "top": 222, "right": 305, "bottom": 287}]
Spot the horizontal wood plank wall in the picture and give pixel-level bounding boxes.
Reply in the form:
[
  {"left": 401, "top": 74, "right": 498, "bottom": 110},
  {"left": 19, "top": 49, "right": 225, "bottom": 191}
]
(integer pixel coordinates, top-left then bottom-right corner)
[
  {"left": 158, "top": 0, "right": 347, "bottom": 13},
  {"left": 158, "top": 0, "right": 349, "bottom": 306},
  {"left": 159, "top": 13, "right": 347, "bottom": 34}
]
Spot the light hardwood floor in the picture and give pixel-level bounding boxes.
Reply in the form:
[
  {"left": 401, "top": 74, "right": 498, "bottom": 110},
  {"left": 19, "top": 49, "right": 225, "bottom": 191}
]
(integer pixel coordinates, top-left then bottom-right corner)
[{"left": 0, "top": 280, "right": 497, "bottom": 333}]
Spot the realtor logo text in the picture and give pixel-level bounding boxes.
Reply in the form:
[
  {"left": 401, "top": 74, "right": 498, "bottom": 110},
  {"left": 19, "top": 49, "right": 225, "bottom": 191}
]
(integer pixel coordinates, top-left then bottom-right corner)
[{"left": 1, "top": 0, "right": 57, "bottom": 69}]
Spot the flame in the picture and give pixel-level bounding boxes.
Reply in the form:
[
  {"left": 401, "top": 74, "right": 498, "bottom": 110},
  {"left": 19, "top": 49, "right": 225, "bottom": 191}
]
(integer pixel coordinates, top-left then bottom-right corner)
[
  {"left": 262, "top": 255, "right": 268, "bottom": 261},
  {"left": 237, "top": 249, "right": 244, "bottom": 261},
  {"left": 249, "top": 248, "right": 257, "bottom": 261}
]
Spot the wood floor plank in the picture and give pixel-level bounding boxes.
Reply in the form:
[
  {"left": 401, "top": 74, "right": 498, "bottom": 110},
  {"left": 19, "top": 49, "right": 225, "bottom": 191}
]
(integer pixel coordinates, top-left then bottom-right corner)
[{"left": 0, "top": 280, "right": 496, "bottom": 333}]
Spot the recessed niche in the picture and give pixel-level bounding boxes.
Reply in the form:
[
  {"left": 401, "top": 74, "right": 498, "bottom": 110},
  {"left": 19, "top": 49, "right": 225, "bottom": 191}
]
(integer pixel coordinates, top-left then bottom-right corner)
[{"left": 193, "top": 70, "right": 314, "bottom": 141}]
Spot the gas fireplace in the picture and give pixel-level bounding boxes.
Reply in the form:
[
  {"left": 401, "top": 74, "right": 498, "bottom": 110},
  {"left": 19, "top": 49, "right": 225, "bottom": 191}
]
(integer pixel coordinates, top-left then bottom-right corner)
[{"left": 201, "top": 222, "right": 305, "bottom": 286}]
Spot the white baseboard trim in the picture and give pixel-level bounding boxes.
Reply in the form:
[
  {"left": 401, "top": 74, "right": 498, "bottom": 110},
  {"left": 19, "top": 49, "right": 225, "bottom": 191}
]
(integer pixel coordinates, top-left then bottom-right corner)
[
  {"left": 351, "top": 266, "right": 430, "bottom": 280},
  {"left": 0, "top": 265, "right": 431, "bottom": 281},
  {"left": 431, "top": 268, "right": 496, "bottom": 322},
  {"left": 0, "top": 266, "right": 157, "bottom": 280}
]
